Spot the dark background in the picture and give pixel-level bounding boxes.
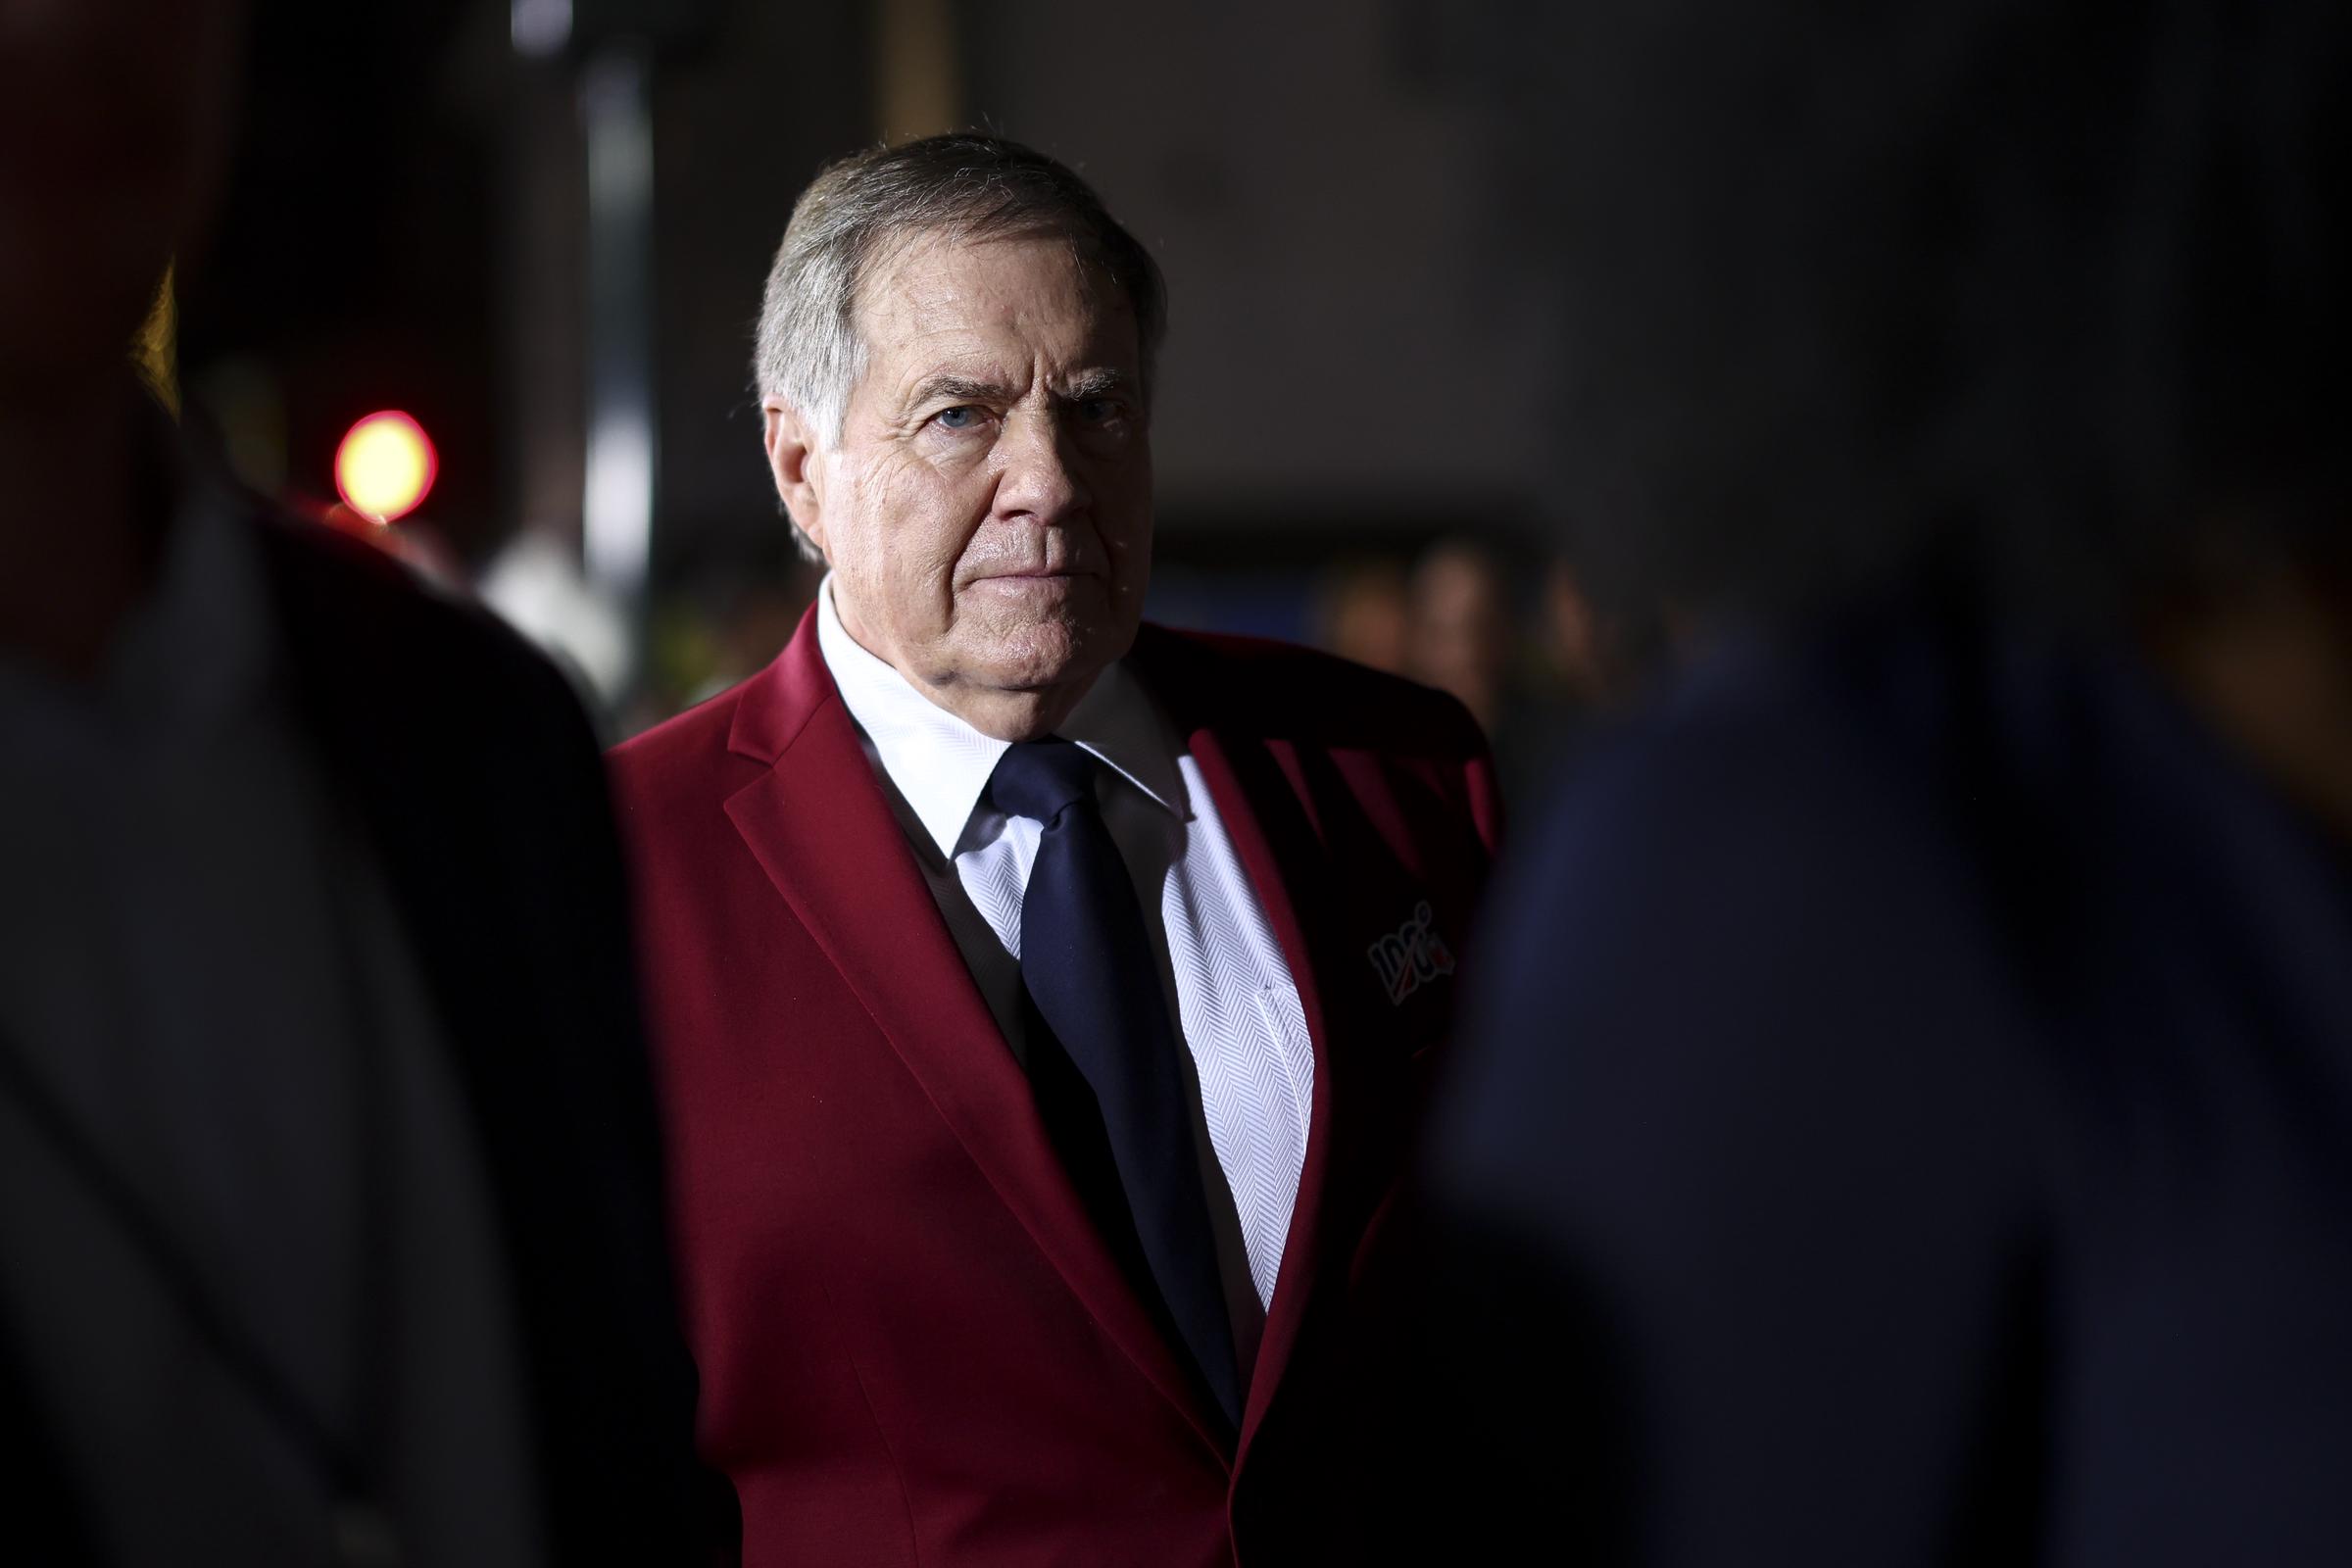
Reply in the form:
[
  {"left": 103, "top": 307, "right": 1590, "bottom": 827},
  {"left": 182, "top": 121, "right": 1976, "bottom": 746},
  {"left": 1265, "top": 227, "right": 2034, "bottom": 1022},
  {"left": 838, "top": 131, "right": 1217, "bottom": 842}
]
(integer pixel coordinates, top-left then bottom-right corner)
[{"left": 175, "top": 0, "right": 1612, "bottom": 762}]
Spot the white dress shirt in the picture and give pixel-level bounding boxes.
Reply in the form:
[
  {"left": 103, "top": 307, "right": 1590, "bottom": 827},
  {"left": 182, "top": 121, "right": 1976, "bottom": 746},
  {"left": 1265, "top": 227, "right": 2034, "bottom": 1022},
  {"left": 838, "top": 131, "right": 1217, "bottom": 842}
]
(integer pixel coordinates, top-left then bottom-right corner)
[{"left": 815, "top": 580, "right": 1314, "bottom": 1346}]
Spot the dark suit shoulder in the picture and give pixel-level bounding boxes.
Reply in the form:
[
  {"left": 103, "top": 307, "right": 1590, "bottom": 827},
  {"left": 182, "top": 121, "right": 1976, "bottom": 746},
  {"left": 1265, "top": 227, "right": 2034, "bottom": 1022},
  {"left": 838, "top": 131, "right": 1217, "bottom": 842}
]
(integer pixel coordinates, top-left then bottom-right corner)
[
  {"left": 255, "top": 508, "right": 516, "bottom": 664},
  {"left": 252, "top": 506, "right": 592, "bottom": 745}
]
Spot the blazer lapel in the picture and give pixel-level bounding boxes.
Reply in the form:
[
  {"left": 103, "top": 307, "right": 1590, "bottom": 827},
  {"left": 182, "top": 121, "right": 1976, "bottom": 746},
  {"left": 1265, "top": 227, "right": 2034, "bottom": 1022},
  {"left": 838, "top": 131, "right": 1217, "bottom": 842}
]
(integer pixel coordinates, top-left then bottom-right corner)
[{"left": 721, "top": 617, "right": 1230, "bottom": 1455}]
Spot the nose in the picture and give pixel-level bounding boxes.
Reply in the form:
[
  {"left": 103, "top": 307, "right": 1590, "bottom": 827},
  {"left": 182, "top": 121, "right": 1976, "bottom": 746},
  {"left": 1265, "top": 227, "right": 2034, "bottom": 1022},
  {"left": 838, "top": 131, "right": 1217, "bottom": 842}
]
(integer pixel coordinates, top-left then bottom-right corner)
[{"left": 991, "top": 405, "right": 1089, "bottom": 524}]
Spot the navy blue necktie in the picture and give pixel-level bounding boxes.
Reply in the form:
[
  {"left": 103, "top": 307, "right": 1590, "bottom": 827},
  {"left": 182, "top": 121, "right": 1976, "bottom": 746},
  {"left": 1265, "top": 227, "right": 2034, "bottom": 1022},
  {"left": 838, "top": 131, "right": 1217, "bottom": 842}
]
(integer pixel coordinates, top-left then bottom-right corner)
[{"left": 991, "top": 738, "right": 1243, "bottom": 1428}]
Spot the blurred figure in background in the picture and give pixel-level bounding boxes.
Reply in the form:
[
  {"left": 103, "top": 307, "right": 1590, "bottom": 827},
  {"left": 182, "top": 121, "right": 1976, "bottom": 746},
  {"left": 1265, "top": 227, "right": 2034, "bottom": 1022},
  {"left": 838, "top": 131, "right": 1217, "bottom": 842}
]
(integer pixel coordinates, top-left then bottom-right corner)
[
  {"left": 1404, "top": 538, "right": 1515, "bottom": 739},
  {"left": 0, "top": 1, "right": 728, "bottom": 1561},
  {"left": 1533, "top": 553, "right": 1628, "bottom": 718},
  {"left": 1495, "top": 550, "right": 1644, "bottom": 818},
  {"left": 1407, "top": 0, "right": 2352, "bottom": 1563},
  {"left": 1409, "top": 536, "right": 1594, "bottom": 807},
  {"left": 1311, "top": 555, "right": 1412, "bottom": 675}
]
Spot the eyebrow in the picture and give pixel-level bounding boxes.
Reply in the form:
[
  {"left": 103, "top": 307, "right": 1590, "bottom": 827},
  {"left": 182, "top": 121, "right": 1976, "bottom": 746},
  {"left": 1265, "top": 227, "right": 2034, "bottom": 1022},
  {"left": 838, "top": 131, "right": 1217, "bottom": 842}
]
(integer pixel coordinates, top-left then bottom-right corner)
[
  {"left": 904, "top": 368, "right": 1138, "bottom": 413},
  {"left": 1059, "top": 368, "right": 1137, "bottom": 403},
  {"left": 906, "top": 372, "right": 1019, "bottom": 412}
]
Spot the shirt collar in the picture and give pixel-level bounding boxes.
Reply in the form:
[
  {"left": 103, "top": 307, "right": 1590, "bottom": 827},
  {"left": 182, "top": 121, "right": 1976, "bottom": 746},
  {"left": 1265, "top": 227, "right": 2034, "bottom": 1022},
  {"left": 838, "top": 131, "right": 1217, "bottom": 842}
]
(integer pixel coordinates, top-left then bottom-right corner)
[{"left": 813, "top": 575, "right": 1188, "bottom": 858}]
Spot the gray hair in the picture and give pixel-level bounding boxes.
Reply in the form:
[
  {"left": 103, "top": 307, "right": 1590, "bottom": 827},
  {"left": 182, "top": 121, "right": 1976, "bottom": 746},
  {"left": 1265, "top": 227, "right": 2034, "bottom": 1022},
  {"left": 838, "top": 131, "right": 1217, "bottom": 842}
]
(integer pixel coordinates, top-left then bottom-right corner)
[{"left": 755, "top": 134, "right": 1166, "bottom": 558}]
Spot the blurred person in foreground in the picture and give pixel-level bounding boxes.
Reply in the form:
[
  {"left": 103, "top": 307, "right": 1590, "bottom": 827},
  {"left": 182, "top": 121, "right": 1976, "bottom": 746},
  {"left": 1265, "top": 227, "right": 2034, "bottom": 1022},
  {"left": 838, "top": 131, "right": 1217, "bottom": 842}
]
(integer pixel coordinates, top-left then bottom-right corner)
[
  {"left": 1407, "top": 0, "right": 2352, "bottom": 1562},
  {"left": 0, "top": 2, "right": 729, "bottom": 1561},
  {"left": 609, "top": 134, "right": 1501, "bottom": 1566}
]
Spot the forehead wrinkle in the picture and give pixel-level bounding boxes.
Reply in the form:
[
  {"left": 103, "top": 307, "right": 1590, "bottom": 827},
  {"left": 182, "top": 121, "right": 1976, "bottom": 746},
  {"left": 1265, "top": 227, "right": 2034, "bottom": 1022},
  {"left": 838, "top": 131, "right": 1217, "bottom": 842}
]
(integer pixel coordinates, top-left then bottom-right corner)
[
  {"left": 854, "top": 230, "right": 1143, "bottom": 420},
  {"left": 858, "top": 228, "right": 1069, "bottom": 333}
]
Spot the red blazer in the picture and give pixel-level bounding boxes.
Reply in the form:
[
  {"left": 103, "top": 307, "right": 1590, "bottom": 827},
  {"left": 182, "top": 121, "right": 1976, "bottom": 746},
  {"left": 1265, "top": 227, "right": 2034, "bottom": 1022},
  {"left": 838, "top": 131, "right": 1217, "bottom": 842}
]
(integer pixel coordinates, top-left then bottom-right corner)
[{"left": 610, "top": 610, "right": 1501, "bottom": 1567}]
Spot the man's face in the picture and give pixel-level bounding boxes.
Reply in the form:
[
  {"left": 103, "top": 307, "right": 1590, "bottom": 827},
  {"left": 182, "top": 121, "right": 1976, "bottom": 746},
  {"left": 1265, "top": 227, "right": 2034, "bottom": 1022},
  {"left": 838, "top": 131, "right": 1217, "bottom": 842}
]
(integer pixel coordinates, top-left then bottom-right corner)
[{"left": 777, "top": 228, "right": 1153, "bottom": 741}]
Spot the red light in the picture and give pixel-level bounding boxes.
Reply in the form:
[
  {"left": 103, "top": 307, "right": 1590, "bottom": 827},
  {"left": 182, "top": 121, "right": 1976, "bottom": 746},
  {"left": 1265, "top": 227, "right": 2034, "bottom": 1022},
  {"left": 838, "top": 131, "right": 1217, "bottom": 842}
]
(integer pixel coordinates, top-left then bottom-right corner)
[{"left": 334, "top": 411, "right": 438, "bottom": 524}]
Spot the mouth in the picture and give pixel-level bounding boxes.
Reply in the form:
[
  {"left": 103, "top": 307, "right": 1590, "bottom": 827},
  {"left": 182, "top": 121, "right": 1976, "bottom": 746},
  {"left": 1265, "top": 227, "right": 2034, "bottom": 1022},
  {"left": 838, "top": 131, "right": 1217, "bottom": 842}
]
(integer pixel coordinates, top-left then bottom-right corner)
[
  {"left": 967, "top": 564, "right": 1102, "bottom": 587},
  {"left": 969, "top": 568, "right": 1084, "bottom": 590}
]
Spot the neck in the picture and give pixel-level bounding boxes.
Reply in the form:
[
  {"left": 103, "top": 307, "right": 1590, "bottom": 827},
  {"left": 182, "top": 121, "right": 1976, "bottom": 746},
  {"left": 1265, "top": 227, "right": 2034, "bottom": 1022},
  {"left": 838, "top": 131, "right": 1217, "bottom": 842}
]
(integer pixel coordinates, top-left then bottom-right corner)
[
  {"left": 910, "top": 674, "right": 1096, "bottom": 744},
  {"left": 0, "top": 372, "right": 158, "bottom": 678}
]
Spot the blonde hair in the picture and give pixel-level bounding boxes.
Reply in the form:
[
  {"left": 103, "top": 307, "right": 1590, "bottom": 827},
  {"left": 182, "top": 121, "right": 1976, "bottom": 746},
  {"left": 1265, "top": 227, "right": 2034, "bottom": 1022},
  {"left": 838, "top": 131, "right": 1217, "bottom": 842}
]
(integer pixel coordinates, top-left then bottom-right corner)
[{"left": 131, "top": 261, "right": 179, "bottom": 418}]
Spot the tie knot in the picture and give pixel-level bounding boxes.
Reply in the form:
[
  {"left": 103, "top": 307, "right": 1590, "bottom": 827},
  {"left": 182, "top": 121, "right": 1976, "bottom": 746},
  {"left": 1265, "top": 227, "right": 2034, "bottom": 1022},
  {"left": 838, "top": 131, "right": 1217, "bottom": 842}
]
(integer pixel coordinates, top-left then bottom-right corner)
[{"left": 990, "top": 738, "right": 1102, "bottom": 825}]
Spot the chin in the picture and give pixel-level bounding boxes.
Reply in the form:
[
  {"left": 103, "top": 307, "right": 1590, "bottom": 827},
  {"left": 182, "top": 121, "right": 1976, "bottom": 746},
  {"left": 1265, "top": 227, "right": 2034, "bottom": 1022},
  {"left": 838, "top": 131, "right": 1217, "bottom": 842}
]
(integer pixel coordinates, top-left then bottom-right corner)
[{"left": 969, "top": 622, "right": 1104, "bottom": 695}]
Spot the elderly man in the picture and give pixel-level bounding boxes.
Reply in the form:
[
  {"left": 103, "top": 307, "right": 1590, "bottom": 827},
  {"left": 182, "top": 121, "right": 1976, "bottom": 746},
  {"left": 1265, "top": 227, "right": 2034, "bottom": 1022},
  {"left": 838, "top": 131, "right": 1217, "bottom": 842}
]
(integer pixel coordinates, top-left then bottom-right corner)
[{"left": 612, "top": 135, "right": 1500, "bottom": 1565}]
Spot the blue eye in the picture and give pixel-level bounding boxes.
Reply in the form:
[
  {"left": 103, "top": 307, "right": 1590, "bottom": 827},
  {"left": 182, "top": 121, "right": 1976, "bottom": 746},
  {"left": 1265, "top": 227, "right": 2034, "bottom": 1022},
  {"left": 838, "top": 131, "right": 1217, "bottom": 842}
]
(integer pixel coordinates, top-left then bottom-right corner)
[
  {"left": 1076, "top": 397, "right": 1119, "bottom": 424},
  {"left": 935, "top": 405, "right": 981, "bottom": 430}
]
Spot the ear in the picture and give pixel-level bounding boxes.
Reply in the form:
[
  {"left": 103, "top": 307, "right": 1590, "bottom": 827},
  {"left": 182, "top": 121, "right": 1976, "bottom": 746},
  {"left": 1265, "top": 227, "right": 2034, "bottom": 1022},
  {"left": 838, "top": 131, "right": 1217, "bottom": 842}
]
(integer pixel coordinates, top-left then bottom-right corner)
[{"left": 763, "top": 399, "right": 830, "bottom": 559}]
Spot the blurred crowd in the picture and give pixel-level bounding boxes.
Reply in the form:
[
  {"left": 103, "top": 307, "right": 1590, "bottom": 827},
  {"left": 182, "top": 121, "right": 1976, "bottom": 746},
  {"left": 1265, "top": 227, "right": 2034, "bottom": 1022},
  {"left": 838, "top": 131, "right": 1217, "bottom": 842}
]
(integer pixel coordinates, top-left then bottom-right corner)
[{"left": 1309, "top": 539, "right": 1646, "bottom": 810}]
